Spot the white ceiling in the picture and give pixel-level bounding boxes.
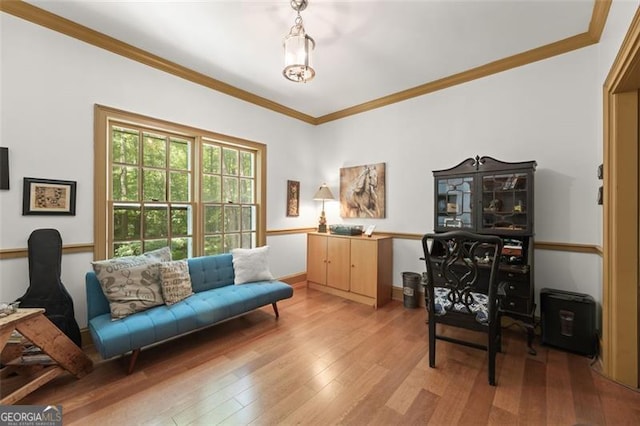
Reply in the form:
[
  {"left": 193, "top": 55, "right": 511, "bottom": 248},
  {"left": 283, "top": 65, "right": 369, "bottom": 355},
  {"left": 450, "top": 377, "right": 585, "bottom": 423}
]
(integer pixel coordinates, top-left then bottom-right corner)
[{"left": 26, "top": 0, "right": 596, "bottom": 118}]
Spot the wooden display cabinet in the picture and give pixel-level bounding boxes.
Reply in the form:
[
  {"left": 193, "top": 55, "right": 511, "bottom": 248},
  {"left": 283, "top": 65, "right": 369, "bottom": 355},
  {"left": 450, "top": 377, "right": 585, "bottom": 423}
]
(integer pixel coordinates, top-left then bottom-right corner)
[
  {"left": 307, "top": 233, "right": 393, "bottom": 308},
  {"left": 432, "top": 156, "right": 538, "bottom": 354}
]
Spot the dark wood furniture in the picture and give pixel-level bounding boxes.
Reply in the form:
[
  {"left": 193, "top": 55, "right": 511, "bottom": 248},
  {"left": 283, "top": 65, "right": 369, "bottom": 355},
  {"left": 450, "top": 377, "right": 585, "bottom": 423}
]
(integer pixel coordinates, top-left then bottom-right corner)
[
  {"left": 422, "top": 231, "right": 504, "bottom": 385},
  {"left": 432, "top": 156, "right": 537, "bottom": 354}
]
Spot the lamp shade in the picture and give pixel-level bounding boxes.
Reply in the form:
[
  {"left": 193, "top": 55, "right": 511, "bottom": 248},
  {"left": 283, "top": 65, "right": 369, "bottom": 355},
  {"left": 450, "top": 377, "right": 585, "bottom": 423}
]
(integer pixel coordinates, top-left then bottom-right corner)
[{"left": 313, "top": 184, "right": 334, "bottom": 201}]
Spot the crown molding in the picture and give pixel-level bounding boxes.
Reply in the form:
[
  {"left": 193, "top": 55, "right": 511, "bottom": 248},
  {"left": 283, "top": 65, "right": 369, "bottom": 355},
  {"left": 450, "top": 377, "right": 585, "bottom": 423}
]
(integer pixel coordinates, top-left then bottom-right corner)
[
  {"left": 315, "top": 32, "right": 597, "bottom": 124},
  {"left": 1, "top": 0, "right": 610, "bottom": 126},
  {"left": 0, "top": 0, "right": 317, "bottom": 125},
  {"left": 589, "top": 0, "right": 613, "bottom": 42}
]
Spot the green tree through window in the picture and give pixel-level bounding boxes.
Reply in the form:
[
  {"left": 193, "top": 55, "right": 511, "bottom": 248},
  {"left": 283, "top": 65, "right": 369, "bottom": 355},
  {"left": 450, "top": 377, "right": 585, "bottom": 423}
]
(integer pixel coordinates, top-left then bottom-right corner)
[{"left": 108, "top": 123, "right": 258, "bottom": 260}]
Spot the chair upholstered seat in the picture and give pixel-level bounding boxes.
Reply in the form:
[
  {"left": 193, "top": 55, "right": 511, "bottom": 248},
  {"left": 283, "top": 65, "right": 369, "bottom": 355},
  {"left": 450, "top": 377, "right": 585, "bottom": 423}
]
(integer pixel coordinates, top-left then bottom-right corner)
[{"left": 432, "top": 287, "right": 489, "bottom": 323}]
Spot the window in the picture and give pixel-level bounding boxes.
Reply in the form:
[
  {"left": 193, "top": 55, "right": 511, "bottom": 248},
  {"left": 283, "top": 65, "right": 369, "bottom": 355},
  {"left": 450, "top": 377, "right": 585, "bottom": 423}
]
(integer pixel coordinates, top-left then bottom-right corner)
[{"left": 94, "top": 105, "right": 266, "bottom": 260}]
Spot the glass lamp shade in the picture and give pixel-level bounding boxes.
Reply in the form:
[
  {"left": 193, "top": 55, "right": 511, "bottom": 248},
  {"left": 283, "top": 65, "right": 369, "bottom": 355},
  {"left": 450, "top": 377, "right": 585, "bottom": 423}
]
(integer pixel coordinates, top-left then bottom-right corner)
[{"left": 283, "top": 24, "right": 315, "bottom": 83}]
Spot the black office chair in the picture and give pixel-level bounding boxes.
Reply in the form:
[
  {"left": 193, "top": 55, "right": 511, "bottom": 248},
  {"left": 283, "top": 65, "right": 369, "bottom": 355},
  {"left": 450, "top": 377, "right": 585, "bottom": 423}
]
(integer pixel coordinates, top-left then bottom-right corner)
[{"left": 421, "top": 230, "right": 504, "bottom": 385}]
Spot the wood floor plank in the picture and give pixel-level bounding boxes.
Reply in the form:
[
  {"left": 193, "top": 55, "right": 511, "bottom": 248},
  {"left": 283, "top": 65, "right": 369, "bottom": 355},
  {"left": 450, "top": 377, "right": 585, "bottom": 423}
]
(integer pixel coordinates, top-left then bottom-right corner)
[
  {"left": 492, "top": 326, "right": 528, "bottom": 415},
  {"left": 425, "top": 356, "right": 479, "bottom": 425},
  {"left": 10, "top": 285, "right": 640, "bottom": 425},
  {"left": 519, "top": 356, "right": 547, "bottom": 425},
  {"left": 545, "top": 347, "right": 576, "bottom": 425},
  {"left": 570, "top": 352, "right": 606, "bottom": 425},
  {"left": 457, "top": 363, "right": 497, "bottom": 425}
]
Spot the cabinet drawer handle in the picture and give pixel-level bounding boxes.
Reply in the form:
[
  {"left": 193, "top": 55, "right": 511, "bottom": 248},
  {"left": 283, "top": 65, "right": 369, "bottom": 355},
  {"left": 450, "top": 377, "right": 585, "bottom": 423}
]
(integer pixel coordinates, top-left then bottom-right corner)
[
  {"left": 509, "top": 285, "right": 516, "bottom": 291},
  {"left": 508, "top": 273, "right": 515, "bottom": 278},
  {"left": 509, "top": 301, "right": 516, "bottom": 307}
]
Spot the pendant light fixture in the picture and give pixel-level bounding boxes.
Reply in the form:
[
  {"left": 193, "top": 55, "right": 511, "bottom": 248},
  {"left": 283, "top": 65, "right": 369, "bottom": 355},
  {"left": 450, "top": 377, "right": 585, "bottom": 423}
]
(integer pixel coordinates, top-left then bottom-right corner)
[{"left": 283, "top": 0, "right": 315, "bottom": 83}]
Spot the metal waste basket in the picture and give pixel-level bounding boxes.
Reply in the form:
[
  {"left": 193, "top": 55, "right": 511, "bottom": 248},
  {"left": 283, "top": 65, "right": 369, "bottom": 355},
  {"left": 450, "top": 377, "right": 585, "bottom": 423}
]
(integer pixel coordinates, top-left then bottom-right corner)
[{"left": 402, "top": 272, "right": 421, "bottom": 308}]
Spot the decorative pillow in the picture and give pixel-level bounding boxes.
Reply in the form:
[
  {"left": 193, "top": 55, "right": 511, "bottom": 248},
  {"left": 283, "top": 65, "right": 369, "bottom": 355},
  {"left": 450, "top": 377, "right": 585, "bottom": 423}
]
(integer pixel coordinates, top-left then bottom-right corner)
[
  {"left": 91, "top": 246, "right": 172, "bottom": 319},
  {"left": 231, "top": 246, "right": 274, "bottom": 285},
  {"left": 141, "top": 246, "right": 172, "bottom": 262},
  {"left": 159, "top": 259, "right": 194, "bottom": 305},
  {"left": 95, "top": 262, "right": 164, "bottom": 319}
]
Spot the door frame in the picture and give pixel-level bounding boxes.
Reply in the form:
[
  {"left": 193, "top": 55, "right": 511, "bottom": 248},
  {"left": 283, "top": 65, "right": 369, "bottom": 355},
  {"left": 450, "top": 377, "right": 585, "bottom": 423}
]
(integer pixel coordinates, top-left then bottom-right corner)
[{"left": 602, "top": 7, "right": 640, "bottom": 388}]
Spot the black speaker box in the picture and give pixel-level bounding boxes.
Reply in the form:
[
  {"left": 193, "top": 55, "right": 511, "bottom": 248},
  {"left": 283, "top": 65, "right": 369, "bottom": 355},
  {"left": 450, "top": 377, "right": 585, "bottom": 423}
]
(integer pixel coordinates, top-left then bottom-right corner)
[{"left": 540, "top": 288, "right": 597, "bottom": 356}]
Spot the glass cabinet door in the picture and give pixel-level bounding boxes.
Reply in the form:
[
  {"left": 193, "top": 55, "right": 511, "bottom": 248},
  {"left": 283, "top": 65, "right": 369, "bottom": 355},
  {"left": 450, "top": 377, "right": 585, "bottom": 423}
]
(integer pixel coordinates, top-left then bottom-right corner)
[
  {"left": 480, "top": 172, "right": 530, "bottom": 233},
  {"left": 435, "top": 176, "right": 474, "bottom": 230}
]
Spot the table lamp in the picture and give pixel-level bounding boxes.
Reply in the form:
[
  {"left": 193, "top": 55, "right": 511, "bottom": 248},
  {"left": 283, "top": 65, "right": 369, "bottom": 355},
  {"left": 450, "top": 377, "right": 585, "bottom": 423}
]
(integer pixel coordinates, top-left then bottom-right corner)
[{"left": 313, "top": 183, "right": 335, "bottom": 233}]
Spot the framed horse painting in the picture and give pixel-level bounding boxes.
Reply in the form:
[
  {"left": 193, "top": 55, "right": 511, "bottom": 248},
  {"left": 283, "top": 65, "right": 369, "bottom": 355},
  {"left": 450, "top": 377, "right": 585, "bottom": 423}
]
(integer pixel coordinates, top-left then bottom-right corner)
[{"left": 339, "top": 163, "right": 386, "bottom": 218}]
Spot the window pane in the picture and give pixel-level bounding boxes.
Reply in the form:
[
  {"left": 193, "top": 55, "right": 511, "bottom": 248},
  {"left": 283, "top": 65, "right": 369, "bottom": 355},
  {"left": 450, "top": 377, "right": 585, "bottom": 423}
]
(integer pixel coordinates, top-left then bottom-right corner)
[
  {"left": 113, "top": 205, "right": 141, "bottom": 240},
  {"left": 112, "top": 127, "right": 139, "bottom": 165},
  {"left": 240, "top": 151, "right": 254, "bottom": 177},
  {"left": 112, "top": 166, "right": 139, "bottom": 201},
  {"left": 170, "top": 138, "right": 189, "bottom": 170},
  {"left": 222, "top": 147, "right": 238, "bottom": 176},
  {"left": 224, "top": 233, "right": 240, "bottom": 251},
  {"left": 239, "top": 178, "right": 253, "bottom": 204},
  {"left": 202, "top": 175, "right": 221, "bottom": 202},
  {"left": 202, "top": 144, "right": 221, "bottom": 174},
  {"left": 223, "top": 177, "right": 239, "bottom": 203},
  {"left": 113, "top": 241, "right": 142, "bottom": 257},
  {"left": 170, "top": 237, "right": 191, "bottom": 260},
  {"left": 204, "top": 235, "right": 223, "bottom": 255},
  {"left": 242, "top": 206, "right": 255, "bottom": 231},
  {"left": 204, "top": 205, "right": 222, "bottom": 233},
  {"left": 143, "top": 133, "right": 166, "bottom": 167},
  {"left": 170, "top": 171, "right": 189, "bottom": 202},
  {"left": 144, "top": 206, "right": 168, "bottom": 238},
  {"left": 144, "top": 239, "right": 169, "bottom": 252},
  {"left": 143, "top": 169, "right": 166, "bottom": 201},
  {"left": 241, "top": 232, "right": 255, "bottom": 248},
  {"left": 171, "top": 205, "right": 190, "bottom": 236},
  {"left": 224, "top": 205, "right": 241, "bottom": 232}
]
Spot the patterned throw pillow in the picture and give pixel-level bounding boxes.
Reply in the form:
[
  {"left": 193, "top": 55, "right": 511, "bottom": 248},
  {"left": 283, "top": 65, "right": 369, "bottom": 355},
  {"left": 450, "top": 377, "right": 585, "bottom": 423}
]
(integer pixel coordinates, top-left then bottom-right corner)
[
  {"left": 231, "top": 246, "right": 274, "bottom": 284},
  {"left": 159, "top": 259, "right": 194, "bottom": 305},
  {"left": 91, "top": 246, "right": 172, "bottom": 319}
]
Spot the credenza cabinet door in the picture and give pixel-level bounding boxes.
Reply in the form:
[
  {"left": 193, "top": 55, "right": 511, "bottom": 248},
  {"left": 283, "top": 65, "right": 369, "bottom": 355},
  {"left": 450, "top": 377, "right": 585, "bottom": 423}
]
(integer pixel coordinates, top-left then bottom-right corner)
[
  {"left": 350, "top": 239, "right": 377, "bottom": 298},
  {"left": 307, "top": 234, "right": 328, "bottom": 285},
  {"left": 327, "top": 237, "right": 351, "bottom": 291}
]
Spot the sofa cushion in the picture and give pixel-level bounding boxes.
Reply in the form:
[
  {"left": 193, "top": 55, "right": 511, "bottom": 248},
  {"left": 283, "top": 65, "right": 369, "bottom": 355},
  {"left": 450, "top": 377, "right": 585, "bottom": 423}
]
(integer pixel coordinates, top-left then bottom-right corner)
[
  {"left": 188, "top": 254, "right": 235, "bottom": 292},
  {"left": 88, "top": 280, "right": 294, "bottom": 359},
  {"left": 91, "top": 247, "right": 172, "bottom": 319},
  {"left": 98, "top": 262, "right": 165, "bottom": 319},
  {"left": 231, "top": 246, "right": 274, "bottom": 284},
  {"left": 159, "top": 259, "right": 194, "bottom": 305}
]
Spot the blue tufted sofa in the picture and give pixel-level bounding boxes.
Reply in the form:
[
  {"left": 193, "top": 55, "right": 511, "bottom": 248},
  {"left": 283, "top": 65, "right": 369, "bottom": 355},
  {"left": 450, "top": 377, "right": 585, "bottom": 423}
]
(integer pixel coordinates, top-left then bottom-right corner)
[{"left": 86, "top": 253, "right": 293, "bottom": 372}]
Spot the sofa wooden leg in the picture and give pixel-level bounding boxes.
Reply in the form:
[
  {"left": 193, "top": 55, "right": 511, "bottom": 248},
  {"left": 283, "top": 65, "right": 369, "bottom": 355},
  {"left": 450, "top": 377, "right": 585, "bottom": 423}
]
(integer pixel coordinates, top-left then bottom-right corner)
[
  {"left": 127, "top": 349, "right": 140, "bottom": 374},
  {"left": 272, "top": 303, "right": 280, "bottom": 318}
]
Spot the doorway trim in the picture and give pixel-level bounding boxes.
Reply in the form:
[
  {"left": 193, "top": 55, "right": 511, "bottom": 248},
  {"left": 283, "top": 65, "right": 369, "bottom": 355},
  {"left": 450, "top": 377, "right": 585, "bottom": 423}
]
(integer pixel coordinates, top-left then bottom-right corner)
[{"left": 602, "top": 7, "right": 640, "bottom": 388}]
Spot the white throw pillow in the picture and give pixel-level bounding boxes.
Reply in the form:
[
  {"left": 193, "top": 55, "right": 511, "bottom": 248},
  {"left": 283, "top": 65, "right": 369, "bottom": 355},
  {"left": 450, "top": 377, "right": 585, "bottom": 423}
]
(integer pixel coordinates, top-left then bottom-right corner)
[{"left": 231, "top": 246, "right": 275, "bottom": 285}]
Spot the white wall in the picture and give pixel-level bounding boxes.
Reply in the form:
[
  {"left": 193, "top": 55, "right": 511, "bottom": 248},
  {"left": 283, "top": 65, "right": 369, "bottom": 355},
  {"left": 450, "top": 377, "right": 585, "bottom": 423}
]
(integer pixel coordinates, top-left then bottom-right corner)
[
  {"left": 1, "top": 2, "right": 638, "bottom": 328},
  {"left": 312, "top": 0, "right": 639, "bottom": 314},
  {"left": 0, "top": 14, "right": 316, "bottom": 326}
]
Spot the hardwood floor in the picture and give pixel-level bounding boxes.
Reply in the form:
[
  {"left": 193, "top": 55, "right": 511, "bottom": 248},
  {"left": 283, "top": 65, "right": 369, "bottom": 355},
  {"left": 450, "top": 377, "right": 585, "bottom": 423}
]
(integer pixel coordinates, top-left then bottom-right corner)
[{"left": 14, "top": 284, "right": 640, "bottom": 425}]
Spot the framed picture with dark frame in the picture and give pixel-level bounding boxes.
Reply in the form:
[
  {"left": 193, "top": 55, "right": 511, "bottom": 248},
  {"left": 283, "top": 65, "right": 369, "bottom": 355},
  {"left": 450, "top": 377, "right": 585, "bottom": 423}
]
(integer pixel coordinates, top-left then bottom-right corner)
[
  {"left": 286, "top": 180, "right": 300, "bottom": 217},
  {"left": 23, "top": 177, "right": 77, "bottom": 216}
]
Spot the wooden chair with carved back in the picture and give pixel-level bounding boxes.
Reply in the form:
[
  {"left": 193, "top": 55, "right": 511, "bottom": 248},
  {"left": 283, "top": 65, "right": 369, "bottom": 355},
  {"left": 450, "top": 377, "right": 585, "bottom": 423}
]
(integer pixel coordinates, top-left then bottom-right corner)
[{"left": 421, "top": 230, "right": 504, "bottom": 385}]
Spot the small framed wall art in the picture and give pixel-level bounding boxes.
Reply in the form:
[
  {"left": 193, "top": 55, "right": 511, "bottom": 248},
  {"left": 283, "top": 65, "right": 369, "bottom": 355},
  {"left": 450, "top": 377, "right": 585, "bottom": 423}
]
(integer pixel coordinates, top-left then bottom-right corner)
[
  {"left": 286, "top": 180, "right": 300, "bottom": 217},
  {"left": 23, "top": 177, "right": 77, "bottom": 215}
]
